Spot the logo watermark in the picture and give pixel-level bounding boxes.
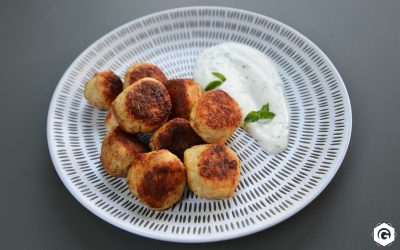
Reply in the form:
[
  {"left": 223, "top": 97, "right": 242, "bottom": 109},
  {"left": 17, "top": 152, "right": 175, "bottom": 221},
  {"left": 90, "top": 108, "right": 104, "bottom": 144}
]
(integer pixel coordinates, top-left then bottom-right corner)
[{"left": 372, "top": 223, "right": 396, "bottom": 246}]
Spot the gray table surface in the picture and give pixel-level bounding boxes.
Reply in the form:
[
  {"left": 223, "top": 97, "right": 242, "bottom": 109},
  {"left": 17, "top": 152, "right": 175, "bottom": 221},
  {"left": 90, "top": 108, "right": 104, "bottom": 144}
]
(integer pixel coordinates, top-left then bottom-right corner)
[{"left": 1, "top": 0, "right": 399, "bottom": 249}]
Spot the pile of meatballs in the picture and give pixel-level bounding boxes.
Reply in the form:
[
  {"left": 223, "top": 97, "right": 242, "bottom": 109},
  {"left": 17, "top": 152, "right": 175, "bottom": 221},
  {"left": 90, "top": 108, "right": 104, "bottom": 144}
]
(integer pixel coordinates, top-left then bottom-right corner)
[{"left": 84, "top": 63, "right": 243, "bottom": 211}]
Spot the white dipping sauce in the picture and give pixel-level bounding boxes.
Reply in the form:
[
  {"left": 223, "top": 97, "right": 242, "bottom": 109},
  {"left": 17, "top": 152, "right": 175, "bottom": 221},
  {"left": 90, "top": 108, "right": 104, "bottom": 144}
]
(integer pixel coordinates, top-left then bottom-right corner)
[{"left": 193, "top": 42, "right": 290, "bottom": 154}]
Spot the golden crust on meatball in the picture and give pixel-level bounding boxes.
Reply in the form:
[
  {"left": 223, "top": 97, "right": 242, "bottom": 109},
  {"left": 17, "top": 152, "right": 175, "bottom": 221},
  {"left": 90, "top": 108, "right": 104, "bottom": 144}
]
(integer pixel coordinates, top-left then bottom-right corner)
[
  {"left": 150, "top": 118, "right": 204, "bottom": 159},
  {"left": 190, "top": 90, "right": 242, "bottom": 144},
  {"left": 84, "top": 71, "right": 123, "bottom": 109},
  {"left": 112, "top": 78, "right": 172, "bottom": 133},
  {"left": 123, "top": 63, "right": 168, "bottom": 89},
  {"left": 184, "top": 144, "right": 240, "bottom": 199},
  {"left": 104, "top": 109, "right": 118, "bottom": 131},
  {"left": 127, "top": 150, "right": 186, "bottom": 211},
  {"left": 100, "top": 127, "right": 148, "bottom": 177},
  {"left": 164, "top": 79, "right": 202, "bottom": 119}
]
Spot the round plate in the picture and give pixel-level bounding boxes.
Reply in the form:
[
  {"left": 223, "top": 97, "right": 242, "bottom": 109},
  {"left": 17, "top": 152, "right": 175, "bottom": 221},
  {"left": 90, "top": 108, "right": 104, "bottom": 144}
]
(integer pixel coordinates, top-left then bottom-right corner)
[{"left": 47, "top": 6, "right": 352, "bottom": 242}]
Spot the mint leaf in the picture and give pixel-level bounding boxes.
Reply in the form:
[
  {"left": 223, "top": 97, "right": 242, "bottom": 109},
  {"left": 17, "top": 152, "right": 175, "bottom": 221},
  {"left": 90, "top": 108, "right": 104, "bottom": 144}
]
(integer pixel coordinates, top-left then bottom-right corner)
[
  {"left": 244, "top": 103, "right": 275, "bottom": 125},
  {"left": 205, "top": 80, "right": 223, "bottom": 91},
  {"left": 259, "top": 103, "right": 275, "bottom": 120},
  {"left": 244, "top": 111, "right": 260, "bottom": 125},
  {"left": 212, "top": 72, "right": 226, "bottom": 82},
  {"left": 205, "top": 72, "right": 226, "bottom": 91},
  {"left": 260, "top": 104, "right": 270, "bottom": 112}
]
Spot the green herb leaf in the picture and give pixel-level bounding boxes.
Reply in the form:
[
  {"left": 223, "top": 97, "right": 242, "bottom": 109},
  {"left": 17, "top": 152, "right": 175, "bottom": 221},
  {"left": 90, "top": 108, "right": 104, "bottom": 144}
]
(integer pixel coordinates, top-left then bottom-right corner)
[
  {"left": 244, "top": 103, "right": 275, "bottom": 125},
  {"left": 212, "top": 72, "right": 226, "bottom": 82},
  {"left": 205, "top": 72, "right": 226, "bottom": 91},
  {"left": 205, "top": 80, "right": 223, "bottom": 91},
  {"left": 243, "top": 111, "right": 260, "bottom": 125},
  {"left": 259, "top": 104, "right": 275, "bottom": 120}
]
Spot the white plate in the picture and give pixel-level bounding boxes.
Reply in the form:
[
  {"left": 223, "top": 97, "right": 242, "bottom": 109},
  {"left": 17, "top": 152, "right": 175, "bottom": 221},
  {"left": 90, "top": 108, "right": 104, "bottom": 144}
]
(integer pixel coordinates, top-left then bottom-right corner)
[{"left": 47, "top": 6, "right": 352, "bottom": 242}]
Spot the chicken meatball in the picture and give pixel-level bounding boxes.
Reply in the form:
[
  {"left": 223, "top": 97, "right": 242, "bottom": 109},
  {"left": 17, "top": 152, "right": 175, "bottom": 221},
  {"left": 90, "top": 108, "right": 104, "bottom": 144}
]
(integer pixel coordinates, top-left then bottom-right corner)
[
  {"left": 123, "top": 63, "right": 168, "bottom": 89},
  {"left": 84, "top": 71, "right": 123, "bottom": 109},
  {"left": 190, "top": 90, "right": 242, "bottom": 144},
  {"left": 100, "top": 127, "right": 148, "bottom": 177},
  {"left": 112, "top": 78, "right": 172, "bottom": 134},
  {"left": 127, "top": 150, "right": 186, "bottom": 211},
  {"left": 104, "top": 109, "right": 118, "bottom": 131},
  {"left": 150, "top": 118, "right": 204, "bottom": 159},
  {"left": 184, "top": 144, "right": 240, "bottom": 199},
  {"left": 164, "top": 79, "right": 202, "bottom": 120}
]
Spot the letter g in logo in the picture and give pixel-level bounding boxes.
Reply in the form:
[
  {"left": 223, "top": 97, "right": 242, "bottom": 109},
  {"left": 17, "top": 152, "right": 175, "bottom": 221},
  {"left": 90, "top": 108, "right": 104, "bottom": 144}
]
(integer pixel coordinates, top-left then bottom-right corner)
[
  {"left": 373, "top": 223, "right": 396, "bottom": 246},
  {"left": 378, "top": 228, "right": 391, "bottom": 240}
]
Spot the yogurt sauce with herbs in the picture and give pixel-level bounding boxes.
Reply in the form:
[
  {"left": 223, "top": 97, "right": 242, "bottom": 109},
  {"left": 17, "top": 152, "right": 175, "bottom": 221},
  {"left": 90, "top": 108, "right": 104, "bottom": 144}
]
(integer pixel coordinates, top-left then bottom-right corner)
[{"left": 193, "top": 42, "right": 289, "bottom": 154}]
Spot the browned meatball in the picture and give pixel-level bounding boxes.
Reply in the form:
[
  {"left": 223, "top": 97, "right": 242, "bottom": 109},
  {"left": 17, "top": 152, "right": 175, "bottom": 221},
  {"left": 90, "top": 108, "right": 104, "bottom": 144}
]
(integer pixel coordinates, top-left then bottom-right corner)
[
  {"left": 150, "top": 118, "right": 204, "bottom": 159},
  {"left": 123, "top": 63, "right": 167, "bottom": 89},
  {"left": 100, "top": 127, "right": 148, "bottom": 177},
  {"left": 84, "top": 71, "right": 123, "bottom": 109},
  {"left": 164, "top": 79, "right": 202, "bottom": 120},
  {"left": 190, "top": 90, "right": 242, "bottom": 144},
  {"left": 127, "top": 150, "right": 186, "bottom": 211},
  {"left": 112, "top": 78, "right": 172, "bottom": 133},
  {"left": 184, "top": 144, "right": 240, "bottom": 199}
]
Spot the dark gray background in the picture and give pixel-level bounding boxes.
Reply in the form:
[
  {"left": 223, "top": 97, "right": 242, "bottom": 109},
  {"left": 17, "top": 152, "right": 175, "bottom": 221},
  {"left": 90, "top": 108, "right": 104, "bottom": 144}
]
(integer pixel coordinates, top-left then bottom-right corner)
[{"left": 1, "top": 0, "right": 399, "bottom": 249}]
